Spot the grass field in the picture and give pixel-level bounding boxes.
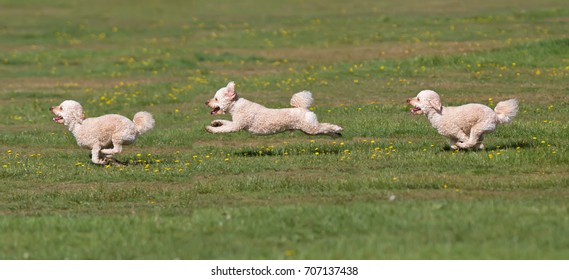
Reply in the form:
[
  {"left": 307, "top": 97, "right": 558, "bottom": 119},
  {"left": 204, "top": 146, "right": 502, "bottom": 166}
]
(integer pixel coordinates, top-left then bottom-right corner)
[{"left": 1, "top": 0, "right": 568, "bottom": 259}]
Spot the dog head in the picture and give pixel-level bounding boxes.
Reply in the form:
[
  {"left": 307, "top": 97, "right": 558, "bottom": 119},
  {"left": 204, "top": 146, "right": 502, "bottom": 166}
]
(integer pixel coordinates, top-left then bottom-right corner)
[
  {"left": 407, "top": 90, "right": 442, "bottom": 115},
  {"left": 205, "top": 81, "right": 238, "bottom": 115},
  {"left": 50, "top": 100, "right": 85, "bottom": 125}
]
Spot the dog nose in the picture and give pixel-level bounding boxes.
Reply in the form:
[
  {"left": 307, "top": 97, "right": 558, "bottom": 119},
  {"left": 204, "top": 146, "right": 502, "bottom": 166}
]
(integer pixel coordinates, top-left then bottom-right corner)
[
  {"left": 205, "top": 100, "right": 209, "bottom": 105},
  {"left": 406, "top": 98, "right": 411, "bottom": 103},
  {"left": 49, "top": 106, "right": 54, "bottom": 111}
]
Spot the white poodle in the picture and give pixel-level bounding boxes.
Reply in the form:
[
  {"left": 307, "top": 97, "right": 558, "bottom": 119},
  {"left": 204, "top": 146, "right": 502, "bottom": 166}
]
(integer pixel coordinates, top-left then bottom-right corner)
[
  {"left": 205, "top": 81, "right": 343, "bottom": 137},
  {"left": 407, "top": 90, "right": 518, "bottom": 150},
  {"left": 50, "top": 100, "right": 155, "bottom": 164}
]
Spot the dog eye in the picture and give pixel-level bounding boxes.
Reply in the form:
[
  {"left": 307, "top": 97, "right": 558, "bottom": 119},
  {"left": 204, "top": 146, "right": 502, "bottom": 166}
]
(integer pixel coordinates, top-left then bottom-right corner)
[
  {"left": 214, "top": 98, "right": 218, "bottom": 101},
  {"left": 417, "top": 98, "right": 420, "bottom": 102}
]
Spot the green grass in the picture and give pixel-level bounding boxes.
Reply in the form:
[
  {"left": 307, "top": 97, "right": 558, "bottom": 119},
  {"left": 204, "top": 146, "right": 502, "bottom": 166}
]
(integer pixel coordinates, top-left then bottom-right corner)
[{"left": 1, "top": 0, "right": 568, "bottom": 259}]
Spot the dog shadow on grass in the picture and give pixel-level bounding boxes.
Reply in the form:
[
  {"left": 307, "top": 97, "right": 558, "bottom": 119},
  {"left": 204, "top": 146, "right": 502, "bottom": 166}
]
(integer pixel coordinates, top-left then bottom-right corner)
[
  {"left": 441, "top": 140, "right": 534, "bottom": 152},
  {"left": 233, "top": 146, "right": 342, "bottom": 157},
  {"left": 84, "top": 154, "right": 151, "bottom": 166}
]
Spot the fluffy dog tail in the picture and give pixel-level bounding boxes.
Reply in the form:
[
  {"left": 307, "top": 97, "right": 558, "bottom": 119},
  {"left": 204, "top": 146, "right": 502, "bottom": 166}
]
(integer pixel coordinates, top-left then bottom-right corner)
[
  {"left": 290, "top": 91, "right": 313, "bottom": 109},
  {"left": 494, "top": 99, "right": 519, "bottom": 124},
  {"left": 133, "top": 112, "right": 155, "bottom": 134}
]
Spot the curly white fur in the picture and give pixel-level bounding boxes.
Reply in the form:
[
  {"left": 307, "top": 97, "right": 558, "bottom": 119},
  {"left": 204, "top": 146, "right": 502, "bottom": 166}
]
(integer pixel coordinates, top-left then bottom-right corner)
[
  {"left": 205, "top": 81, "right": 343, "bottom": 137},
  {"left": 408, "top": 90, "right": 518, "bottom": 150},
  {"left": 50, "top": 100, "right": 155, "bottom": 164}
]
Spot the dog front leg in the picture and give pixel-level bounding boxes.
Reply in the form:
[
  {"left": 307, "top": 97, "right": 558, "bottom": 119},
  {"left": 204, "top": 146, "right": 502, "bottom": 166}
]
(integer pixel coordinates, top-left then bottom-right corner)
[
  {"left": 205, "top": 120, "right": 241, "bottom": 133},
  {"left": 451, "top": 130, "right": 470, "bottom": 149},
  {"left": 210, "top": 120, "right": 233, "bottom": 127},
  {"left": 449, "top": 138, "right": 459, "bottom": 150},
  {"left": 90, "top": 146, "right": 107, "bottom": 165}
]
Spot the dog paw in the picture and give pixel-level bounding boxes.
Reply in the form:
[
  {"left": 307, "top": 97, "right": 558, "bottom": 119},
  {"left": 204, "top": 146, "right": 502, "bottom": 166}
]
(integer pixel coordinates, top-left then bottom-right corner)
[
  {"left": 102, "top": 156, "right": 114, "bottom": 165},
  {"left": 92, "top": 158, "right": 108, "bottom": 165},
  {"left": 456, "top": 142, "right": 475, "bottom": 149}
]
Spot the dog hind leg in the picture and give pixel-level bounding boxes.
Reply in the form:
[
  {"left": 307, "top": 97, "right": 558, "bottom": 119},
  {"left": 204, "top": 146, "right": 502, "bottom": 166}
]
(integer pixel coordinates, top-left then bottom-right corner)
[
  {"left": 316, "top": 123, "right": 343, "bottom": 137},
  {"left": 101, "top": 139, "right": 123, "bottom": 156},
  {"left": 474, "top": 135, "right": 485, "bottom": 150},
  {"left": 299, "top": 112, "right": 343, "bottom": 137}
]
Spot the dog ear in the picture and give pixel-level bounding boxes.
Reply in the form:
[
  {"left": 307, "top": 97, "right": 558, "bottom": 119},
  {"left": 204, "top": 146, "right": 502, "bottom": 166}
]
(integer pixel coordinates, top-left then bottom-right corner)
[
  {"left": 69, "top": 104, "right": 85, "bottom": 124},
  {"left": 428, "top": 97, "right": 442, "bottom": 112},
  {"left": 226, "top": 81, "right": 237, "bottom": 100}
]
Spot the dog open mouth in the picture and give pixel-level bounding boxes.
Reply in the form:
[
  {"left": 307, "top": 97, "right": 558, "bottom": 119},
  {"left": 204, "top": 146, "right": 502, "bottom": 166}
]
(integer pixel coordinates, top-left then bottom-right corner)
[
  {"left": 52, "top": 116, "right": 64, "bottom": 123},
  {"left": 410, "top": 107, "right": 422, "bottom": 114},
  {"left": 210, "top": 106, "right": 221, "bottom": 115}
]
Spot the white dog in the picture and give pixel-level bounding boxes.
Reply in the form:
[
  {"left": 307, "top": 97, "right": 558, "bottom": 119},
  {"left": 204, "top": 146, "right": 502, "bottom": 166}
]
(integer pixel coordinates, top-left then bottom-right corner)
[
  {"left": 407, "top": 90, "right": 518, "bottom": 150},
  {"left": 205, "top": 81, "right": 343, "bottom": 137},
  {"left": 50, "top": 100, "right": 155, "bottom": 164}
]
